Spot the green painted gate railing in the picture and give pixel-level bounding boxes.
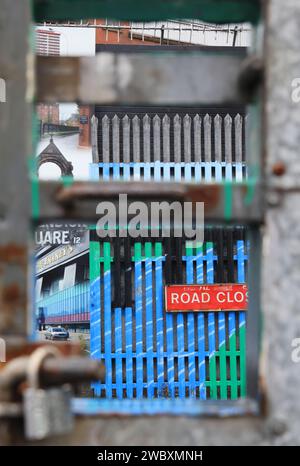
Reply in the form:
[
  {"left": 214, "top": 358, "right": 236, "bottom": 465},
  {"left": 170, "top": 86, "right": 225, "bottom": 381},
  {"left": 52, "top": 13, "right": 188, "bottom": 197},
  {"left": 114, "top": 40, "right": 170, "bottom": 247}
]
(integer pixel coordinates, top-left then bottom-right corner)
[{"left": 33, "top": 1, "right": 261, "bottom": 24}]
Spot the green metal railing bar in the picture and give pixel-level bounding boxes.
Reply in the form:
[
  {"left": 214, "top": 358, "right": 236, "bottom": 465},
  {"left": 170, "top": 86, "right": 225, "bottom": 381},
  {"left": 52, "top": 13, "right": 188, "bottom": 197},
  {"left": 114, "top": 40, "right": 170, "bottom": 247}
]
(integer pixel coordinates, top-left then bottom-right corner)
[{"left": 33, "top": 0, "right": 260, "bottom": 24}]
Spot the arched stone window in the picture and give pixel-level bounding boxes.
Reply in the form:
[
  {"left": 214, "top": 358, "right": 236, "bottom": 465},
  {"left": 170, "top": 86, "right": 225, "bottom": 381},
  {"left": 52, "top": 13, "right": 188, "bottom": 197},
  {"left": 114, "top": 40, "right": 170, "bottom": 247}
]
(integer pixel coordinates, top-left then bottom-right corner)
[{"left": 37, "top": 136, "right": 73, "bottom": 177}]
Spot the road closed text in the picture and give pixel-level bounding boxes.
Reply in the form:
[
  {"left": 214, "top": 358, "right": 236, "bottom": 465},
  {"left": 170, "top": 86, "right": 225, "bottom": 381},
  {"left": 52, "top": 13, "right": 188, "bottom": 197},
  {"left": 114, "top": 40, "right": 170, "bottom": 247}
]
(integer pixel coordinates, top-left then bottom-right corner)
[{"left": 165, "top": 284, "right": 248, "bottom": 312}]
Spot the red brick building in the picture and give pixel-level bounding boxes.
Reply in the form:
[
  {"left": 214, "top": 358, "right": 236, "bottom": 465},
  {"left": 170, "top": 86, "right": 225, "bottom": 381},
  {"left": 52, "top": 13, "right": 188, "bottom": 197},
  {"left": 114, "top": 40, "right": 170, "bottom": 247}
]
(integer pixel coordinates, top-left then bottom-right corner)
[
  {"left": 79, "top": 106, "right": 92, "bottom": 148},
  {"left": 95, "top": 19, "right": 157, "bottom": 46},
  {"left": 37, "top": 103, "right": 60, "bottom": 125}
]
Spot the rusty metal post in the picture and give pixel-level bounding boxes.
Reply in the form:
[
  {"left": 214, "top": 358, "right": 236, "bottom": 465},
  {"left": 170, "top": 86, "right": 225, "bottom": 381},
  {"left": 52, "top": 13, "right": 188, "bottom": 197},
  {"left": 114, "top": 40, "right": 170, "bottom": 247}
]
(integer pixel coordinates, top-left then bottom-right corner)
[
  {"left": 261, "top": 0, "right": 300, "bottom": 443},
  {"left": 0, "top": 0, "right": 31, "bottom": 338},
  {"left": 0, "top": 0, "right": 31, "bottom": 444}
]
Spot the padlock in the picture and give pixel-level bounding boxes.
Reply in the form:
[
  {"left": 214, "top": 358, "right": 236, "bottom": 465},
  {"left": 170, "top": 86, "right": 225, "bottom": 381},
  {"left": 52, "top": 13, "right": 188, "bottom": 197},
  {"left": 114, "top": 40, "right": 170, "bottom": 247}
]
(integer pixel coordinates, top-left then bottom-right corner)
[
  {"left": 47, "top": 384, "right": 73, "bottom": 436},
  {"left": 23, "top": 346, "right": 73, "bottom": 440}
]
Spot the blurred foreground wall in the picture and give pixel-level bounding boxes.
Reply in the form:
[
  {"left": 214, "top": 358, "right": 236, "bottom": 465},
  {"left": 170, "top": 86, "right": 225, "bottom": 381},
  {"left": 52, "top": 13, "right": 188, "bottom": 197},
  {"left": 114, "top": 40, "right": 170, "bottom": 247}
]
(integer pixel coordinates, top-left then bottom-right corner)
[
  {"left": 2, "top": 0, "right": 300, "bottom": 446},
  {"left": 33, "top": 0, "right": 300, "bottom": 446}
]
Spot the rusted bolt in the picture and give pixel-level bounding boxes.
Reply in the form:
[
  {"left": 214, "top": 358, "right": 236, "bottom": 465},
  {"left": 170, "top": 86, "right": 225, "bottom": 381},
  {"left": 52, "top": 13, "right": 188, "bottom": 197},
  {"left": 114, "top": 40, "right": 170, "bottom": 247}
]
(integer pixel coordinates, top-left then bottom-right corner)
[
  {"left": 272, "top": 162, "right": 286, "bottom": 177},
  {"left": 267, "top": 191, "right": 281, "bottom": 208},
  {"left": 267, "top": 418, "right": 288, "bottom": 437}
]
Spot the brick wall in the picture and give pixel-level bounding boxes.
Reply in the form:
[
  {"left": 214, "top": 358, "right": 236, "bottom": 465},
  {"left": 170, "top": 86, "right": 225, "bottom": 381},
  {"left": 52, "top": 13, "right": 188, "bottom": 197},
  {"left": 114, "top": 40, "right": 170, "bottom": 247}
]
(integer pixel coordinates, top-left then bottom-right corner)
[
  {"left": 95, "top": 19, "right": 157, "bottom": 46},
  {"left": 37, "top": 103, "right": 60, "bottom": 124},
  {"left": 79, "top": 105, "right": 91, "bottom": 148}
]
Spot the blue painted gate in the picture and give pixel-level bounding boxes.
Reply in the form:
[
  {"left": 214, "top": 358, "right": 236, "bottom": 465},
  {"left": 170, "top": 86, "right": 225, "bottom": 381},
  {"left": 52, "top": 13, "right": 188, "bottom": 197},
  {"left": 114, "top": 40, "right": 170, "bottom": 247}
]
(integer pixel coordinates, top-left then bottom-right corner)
[{"left": 90, "top": 229, "right": 248, "bottom": 400}]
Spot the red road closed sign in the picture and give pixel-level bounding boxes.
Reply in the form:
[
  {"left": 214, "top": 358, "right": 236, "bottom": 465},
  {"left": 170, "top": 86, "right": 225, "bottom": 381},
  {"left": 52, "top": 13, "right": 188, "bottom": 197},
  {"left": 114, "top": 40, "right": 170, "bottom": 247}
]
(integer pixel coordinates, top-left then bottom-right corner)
[{"left": 165, "top": 284, "right": 248, "bottom": 312}]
